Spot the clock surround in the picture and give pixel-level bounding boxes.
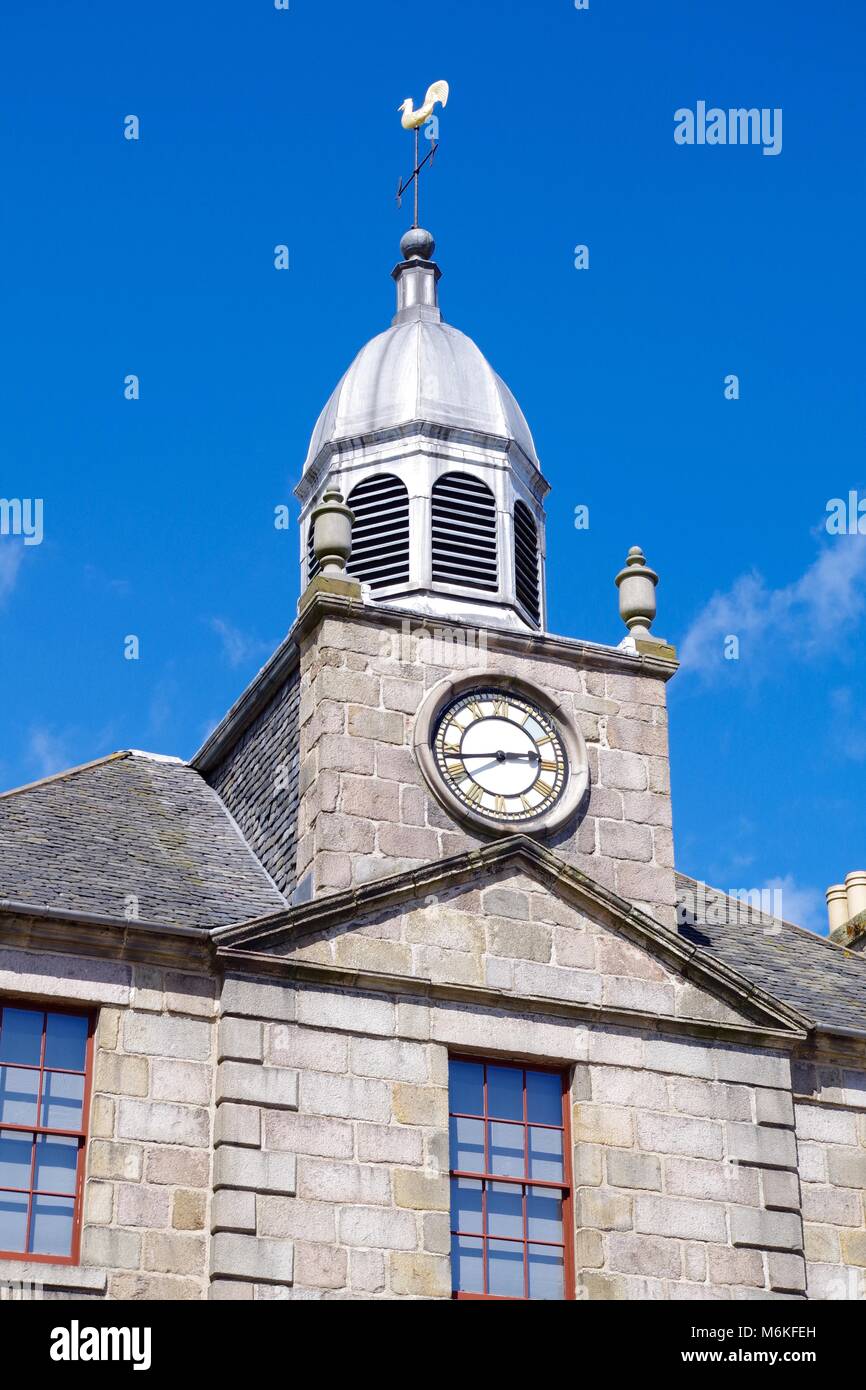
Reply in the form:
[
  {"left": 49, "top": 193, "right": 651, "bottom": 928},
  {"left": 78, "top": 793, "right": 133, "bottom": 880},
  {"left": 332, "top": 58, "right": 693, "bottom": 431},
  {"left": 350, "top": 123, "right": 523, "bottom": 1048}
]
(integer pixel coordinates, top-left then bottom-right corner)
[{"left": 413, "top": 670, "right": 589, "bottom": 836}]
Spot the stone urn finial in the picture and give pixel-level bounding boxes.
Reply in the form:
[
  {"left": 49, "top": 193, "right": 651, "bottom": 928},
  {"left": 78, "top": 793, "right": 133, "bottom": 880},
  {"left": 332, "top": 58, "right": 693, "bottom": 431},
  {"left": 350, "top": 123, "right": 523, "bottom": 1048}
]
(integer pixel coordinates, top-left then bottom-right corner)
[
  {"left": 615, "top": 545, "right": 659, "bottom": 641},
  {"left": 311, "top": 487, "right": 354, "bottom": 577}
]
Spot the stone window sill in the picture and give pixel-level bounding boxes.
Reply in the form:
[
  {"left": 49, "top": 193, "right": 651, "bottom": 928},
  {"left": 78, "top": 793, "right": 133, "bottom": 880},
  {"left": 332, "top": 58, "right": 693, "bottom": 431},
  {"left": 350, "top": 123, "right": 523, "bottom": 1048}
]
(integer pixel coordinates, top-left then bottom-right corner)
[{"left": 0, "top": 1258, "right": 107, "bottom": 1295}]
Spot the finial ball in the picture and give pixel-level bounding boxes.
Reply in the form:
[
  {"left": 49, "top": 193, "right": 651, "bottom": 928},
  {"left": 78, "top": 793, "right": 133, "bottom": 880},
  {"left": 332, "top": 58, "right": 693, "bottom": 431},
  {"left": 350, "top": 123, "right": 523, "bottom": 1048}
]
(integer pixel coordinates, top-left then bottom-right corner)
[{"left": 400, "top": 227, "right": 435, "bottom": 262}]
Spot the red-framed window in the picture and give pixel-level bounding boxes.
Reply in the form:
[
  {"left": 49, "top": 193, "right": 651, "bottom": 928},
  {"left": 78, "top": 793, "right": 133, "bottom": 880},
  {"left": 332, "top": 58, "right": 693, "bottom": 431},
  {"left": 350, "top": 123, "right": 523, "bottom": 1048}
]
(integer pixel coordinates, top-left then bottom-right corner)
[
  {"left": 0, "top": 1002, "right": 94, "bottom": 1264},
  {"left": 449, "top": 1056, "right": 574, "bottom": 1300}
]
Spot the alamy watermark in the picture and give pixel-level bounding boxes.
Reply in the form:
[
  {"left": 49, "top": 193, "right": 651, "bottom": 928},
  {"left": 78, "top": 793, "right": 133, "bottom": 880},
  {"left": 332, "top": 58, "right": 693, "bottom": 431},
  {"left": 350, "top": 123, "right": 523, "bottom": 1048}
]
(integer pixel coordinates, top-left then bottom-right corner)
[
  {"left": 674, "top": 103, "right": 782, "bottom": 157},
  {"left": 0, "top": 497, "right": 43, "bottom": 546},
  {"left": 50, "top": 1320, "right": 152, "bottom": 1372},
  {"left": 379, "top": 618, "right": 488, "bottom": 669},
  {"left": 677, "top": 880, "right": 784, "bottom": 928},
  {"left": 825, "top": 491, "right": 866, "bottom": 535}
]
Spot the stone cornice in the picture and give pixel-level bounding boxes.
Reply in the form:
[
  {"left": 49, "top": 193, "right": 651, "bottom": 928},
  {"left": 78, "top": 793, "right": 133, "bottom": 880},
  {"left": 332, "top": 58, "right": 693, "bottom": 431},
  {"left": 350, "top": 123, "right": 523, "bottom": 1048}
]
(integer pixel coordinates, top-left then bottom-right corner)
[
  {"left": 0, "top": 902, "right": 213, "bottom": 971},
  {"left": 293, "top": 589, "right": 678, "bottom": 680},
  {"left": 214, "top": 950, "right": 808, "bottom": 1050},
  {"left": 296, "top": 419, "right": 550, "bottom": 508},
  {"left": 213, "top": 834, "right": 811, "bottom": 1039}
]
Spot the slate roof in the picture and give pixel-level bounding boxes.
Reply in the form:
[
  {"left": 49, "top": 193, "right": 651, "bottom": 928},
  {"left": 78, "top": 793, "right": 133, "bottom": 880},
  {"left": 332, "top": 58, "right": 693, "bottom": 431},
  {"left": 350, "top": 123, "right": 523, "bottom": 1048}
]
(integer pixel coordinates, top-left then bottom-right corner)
[
  {"left": 0, "top": 751, "right": 286, "bottom": 929},
  {"left": 676, "top": 871, "right": 866, "bottom": 1036}
]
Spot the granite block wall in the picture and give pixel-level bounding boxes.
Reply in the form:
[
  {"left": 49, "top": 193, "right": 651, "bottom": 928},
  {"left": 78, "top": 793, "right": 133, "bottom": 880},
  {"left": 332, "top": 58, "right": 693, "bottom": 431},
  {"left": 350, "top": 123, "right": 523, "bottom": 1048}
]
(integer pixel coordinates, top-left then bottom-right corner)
[
  {"left": 295, "top": 613, "right": 676, "bottom": 924},
  {"left": 793, "top": 1055, "right": 866, "bottom": 1301},
  {"left": 204, "top": 968, "right": 805, "bottom": 1301},
  {"left": 0, "top": 947, "right": 216, "bottom": 1301}
]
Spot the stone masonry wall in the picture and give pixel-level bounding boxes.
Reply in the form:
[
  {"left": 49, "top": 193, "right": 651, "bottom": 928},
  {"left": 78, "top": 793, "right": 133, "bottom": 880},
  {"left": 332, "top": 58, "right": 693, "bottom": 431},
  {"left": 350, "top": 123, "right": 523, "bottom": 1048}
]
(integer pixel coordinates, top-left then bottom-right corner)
[
  {"left": 295, "top": 611, "right": 676, "bottom": 924},
  {"left": 9, "top": 937, "right": 860, "bottom": 1300},
  {"left": 0, "top": 945, "right": 216, "bottom": 1300},
  {"left": 574, "top": 1029, "right": 804, "bottom": 1299},
  {"left": 84, "top": 967, "right": 217, "bottom": 1299},
  {"left": 206, "top": 965, "right": 804, "bottom": 1300},
  {"left": 793, "top": 1054, "right": 866, "bottom": 1301},
  {"left": 275, "top": 868, "right": 767, "bottom": 1030}
]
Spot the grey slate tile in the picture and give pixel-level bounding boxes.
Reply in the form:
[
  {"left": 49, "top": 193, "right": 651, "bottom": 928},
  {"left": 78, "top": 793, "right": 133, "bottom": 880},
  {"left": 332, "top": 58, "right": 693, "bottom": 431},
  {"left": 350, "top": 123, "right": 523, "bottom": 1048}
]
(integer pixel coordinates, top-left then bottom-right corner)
[
  {"left": 676, "top": 871, "right": 866, "bottom": 1034},
  {"left": 0, "top": 752, "right": 286, "bottom": 928}
]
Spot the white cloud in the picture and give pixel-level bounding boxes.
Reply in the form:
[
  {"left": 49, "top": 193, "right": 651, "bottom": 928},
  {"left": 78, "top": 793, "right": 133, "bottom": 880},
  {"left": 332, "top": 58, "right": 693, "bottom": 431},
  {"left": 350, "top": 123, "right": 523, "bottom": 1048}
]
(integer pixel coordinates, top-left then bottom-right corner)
[
  {"left": 27, "top": 727, "right": 71, "bottom": 779},
  {"left": 829, "top": 686, "right": 866, "bottom": 762},
  {"left": 0, "top": 541, "right": 24, "bottom": 603},
  {"left": 680, "top": 535, "right": 866, "bottom": 679},
  {"left": 210, "top": 617, "right": 273, "bottom": 669},
  {"left": 763, "top": 874, "right": 826, "bottom": 935}
]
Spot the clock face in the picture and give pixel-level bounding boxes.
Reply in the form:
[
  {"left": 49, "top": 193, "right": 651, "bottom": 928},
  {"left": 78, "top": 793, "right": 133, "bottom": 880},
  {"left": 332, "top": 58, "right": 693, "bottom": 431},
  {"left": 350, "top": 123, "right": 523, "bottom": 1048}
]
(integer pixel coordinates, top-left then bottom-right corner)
[{"left": 432, "top": 689, "right": 568, "bottom": 823}]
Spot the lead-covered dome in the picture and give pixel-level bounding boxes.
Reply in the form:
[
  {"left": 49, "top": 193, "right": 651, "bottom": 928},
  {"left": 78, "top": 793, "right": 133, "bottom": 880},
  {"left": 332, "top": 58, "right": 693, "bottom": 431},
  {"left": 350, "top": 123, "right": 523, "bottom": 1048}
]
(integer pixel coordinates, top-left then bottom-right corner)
[
  {"left": 304, "top": 318, "right": 539, "bottom": 473},
  {"left": 303, "top": 228, "right": 539, "bottom": 474}
]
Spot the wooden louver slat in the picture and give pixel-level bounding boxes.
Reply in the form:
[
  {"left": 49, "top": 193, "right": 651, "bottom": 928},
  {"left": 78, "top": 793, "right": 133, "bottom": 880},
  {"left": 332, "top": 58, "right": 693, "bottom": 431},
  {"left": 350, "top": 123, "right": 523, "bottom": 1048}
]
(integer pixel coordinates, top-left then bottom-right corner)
[
  {"left": 431, "top": 473, "right": 498, "bottom": 593},
  {"left": 307, "top": 474, "right": 411, "bottom": 591},
  {"left": 513, "top": 499, "right": 540, "bottom": 625}
]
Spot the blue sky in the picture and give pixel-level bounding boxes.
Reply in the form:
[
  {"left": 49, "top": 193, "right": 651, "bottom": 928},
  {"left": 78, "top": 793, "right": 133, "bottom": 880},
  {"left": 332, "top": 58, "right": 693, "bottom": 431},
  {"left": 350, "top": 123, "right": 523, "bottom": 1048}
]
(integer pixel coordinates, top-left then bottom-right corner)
[{"left": 1, "top": 0, "right": 863, "bottom": 934}]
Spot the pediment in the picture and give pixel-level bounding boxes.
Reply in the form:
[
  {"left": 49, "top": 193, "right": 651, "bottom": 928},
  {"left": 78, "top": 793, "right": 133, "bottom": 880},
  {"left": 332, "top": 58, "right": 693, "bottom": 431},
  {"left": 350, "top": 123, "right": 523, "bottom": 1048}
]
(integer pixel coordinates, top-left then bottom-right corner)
[{"left": 216, "top": 836, "right": 809, "bottom": 1041}]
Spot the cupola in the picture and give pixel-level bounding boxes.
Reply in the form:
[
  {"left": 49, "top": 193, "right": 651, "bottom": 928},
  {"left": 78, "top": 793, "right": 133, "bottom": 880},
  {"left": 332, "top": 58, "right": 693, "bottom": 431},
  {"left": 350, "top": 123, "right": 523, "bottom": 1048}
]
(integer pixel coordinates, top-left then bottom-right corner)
[{"left": 295, "top": 228, "right": 550, "bottom": 631}]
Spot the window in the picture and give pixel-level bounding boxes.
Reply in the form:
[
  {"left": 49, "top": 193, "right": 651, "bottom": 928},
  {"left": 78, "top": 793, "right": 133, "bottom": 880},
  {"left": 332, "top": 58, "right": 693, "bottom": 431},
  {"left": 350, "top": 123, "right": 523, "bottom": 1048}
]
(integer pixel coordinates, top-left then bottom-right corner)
[
  {"left": 449, "top": 1057, "right": 573, "bottom": 1300},
  {"left": 0, "top": 1003, "right": 94, "bottom": 1263},
  {"left": 431, "top": 473, "right": 498, "bottom": 593},
  {"left": 513, "top": 499, "right": 541, "bottom": 626}
]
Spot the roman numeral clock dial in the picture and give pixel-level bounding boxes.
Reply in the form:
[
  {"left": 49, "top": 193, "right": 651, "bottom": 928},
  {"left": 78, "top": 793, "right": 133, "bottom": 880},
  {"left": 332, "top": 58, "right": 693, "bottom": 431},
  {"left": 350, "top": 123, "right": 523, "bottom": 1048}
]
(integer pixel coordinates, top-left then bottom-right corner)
[{"left": 433, "top": 690, "right": 568, "bottom": 824}]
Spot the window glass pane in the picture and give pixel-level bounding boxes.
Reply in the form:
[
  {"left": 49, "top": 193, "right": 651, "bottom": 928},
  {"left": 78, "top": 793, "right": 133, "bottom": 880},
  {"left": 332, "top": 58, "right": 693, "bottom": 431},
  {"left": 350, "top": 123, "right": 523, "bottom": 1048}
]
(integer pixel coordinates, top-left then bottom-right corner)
[
  {"left": 527, "top": 1186, "right": 563, "bottom": 1243},
  {"left": 450, "top": 1115, "right": 484, "bottom": 1172},
  {"left": 448, "top": 1059, "right": 483, "bottom": 1116},
  {"left": 29, "top": 1195, "right": 74, "bottom": 1258},
  {"left": 528, "top": 1125, "right": 563, "bottom": 1181},
  {"left": 40, "top": 1071, "right": 85, "bottom": 1130},
  {"left": 487, "top": 1066, "right": 522, "bottom": 1120},
  {"left": 0, "top": 1194, "right": 28, "bottom": 1253},
  {"left": 528, "top": 1243, "right": 564, "bottom": 1300},
  {"left": 44, "top": 1014, "right": 88, "bottom": 1072},
  {"left": 487, "top": 1181, "right": 523, "bottom": 1240},
  {"left": 0, "top": 1064, "right": 39, "bottom": 1127},
  {"left": 0, "top": 1129, "right": 33, "bottom": 1189},
  {"left": 489, "top": 1120, "right": 524, "bottom": 1177},
  {"left": 526, "top": 1070, "right": 562, "bottom": 1125},
  {"left": 451, "top": 1177, "right": 482, "bottom": 1234},
  {"left": 487, "top": 1239, "right": 524, "bottom": 1298},
  {"left": 451, "top": 1235, "right": 483, "bottom": 1294},
  {"left": 34, "top": 1135, "right": 78, "bottom": 1196},
  {"left": 0, "top": 1008, "right": 43, "bottom": 1066}
]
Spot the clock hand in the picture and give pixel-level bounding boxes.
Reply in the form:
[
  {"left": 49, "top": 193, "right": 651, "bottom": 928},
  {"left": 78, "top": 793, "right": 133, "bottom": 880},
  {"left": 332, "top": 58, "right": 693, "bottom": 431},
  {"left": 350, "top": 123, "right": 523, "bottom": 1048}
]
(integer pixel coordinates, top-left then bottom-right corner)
[{"left": 460, "top": 751, "right": 539, "bottom": 762}]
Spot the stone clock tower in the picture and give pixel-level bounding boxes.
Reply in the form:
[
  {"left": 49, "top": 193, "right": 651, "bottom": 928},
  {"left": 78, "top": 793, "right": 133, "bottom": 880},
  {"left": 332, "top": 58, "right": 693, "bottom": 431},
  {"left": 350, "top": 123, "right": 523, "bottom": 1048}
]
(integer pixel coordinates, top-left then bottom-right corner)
[
  {"left": 2, "top": 219, "right": 853, "bottom": 1304},
  {"left": 283, "top": 226, "right": 679, "bottom": 927}
]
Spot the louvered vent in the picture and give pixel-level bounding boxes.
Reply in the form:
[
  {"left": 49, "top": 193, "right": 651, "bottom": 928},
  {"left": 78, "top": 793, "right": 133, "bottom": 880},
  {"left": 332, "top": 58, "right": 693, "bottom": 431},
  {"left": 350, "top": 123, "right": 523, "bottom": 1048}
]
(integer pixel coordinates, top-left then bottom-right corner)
[
  {"left": 431, "top": 473, "right": 498, "bottom": 593},
  {"left": 306, "top": 522, "right": 320, "bottom": 584},
  {"left": 345, "top": 474, "right": 410, "bottom": 591},
  {"left": 514, "top": 500, "right": 541, "bottom": 625}
]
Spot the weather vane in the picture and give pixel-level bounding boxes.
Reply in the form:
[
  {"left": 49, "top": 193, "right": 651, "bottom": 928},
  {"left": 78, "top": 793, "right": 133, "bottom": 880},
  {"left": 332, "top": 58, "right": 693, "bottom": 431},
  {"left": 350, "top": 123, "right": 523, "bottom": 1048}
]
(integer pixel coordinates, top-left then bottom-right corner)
[{"left": 396, "top": 80, "right": 449, "bottom": 228}]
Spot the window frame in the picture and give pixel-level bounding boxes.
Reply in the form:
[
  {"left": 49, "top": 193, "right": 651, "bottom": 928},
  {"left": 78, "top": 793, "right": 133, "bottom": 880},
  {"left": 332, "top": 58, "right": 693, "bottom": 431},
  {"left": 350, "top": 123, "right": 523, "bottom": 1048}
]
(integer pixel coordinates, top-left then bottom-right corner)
[
  {"left": 0, "top": 1000, "right": 96, "bottom": 1266},
  {"left": 448, "top": 1054, "right": 575, "bottom": 1301}
]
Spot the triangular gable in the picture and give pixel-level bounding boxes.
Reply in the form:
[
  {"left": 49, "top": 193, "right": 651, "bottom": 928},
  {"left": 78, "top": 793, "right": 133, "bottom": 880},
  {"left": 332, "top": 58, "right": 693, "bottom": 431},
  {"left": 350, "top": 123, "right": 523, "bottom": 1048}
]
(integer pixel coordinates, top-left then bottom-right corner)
[{"left": 215, "top": 836, "right": 810, "bottom": 1040}]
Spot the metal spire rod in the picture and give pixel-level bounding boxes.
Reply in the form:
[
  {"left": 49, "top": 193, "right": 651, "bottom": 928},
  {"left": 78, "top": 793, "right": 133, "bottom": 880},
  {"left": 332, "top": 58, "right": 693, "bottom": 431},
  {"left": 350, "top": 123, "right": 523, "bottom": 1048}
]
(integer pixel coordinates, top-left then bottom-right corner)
[{"left": 396, "top": 134, "right": 439, "bottom": 227}]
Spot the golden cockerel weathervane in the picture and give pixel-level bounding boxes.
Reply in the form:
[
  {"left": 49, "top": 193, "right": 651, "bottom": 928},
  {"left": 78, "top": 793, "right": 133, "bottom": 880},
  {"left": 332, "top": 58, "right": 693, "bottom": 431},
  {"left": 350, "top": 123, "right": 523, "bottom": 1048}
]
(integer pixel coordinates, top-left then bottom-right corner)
[{"left": 396, "top": 80, "right": 449, "bottom": 228}]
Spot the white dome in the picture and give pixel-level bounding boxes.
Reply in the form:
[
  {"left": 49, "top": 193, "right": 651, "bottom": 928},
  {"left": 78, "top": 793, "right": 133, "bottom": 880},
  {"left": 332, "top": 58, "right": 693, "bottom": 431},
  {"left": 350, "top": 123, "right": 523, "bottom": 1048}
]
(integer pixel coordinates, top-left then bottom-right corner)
[{"left": 304, "top": 317, "right": 540, "bottom": 473}]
